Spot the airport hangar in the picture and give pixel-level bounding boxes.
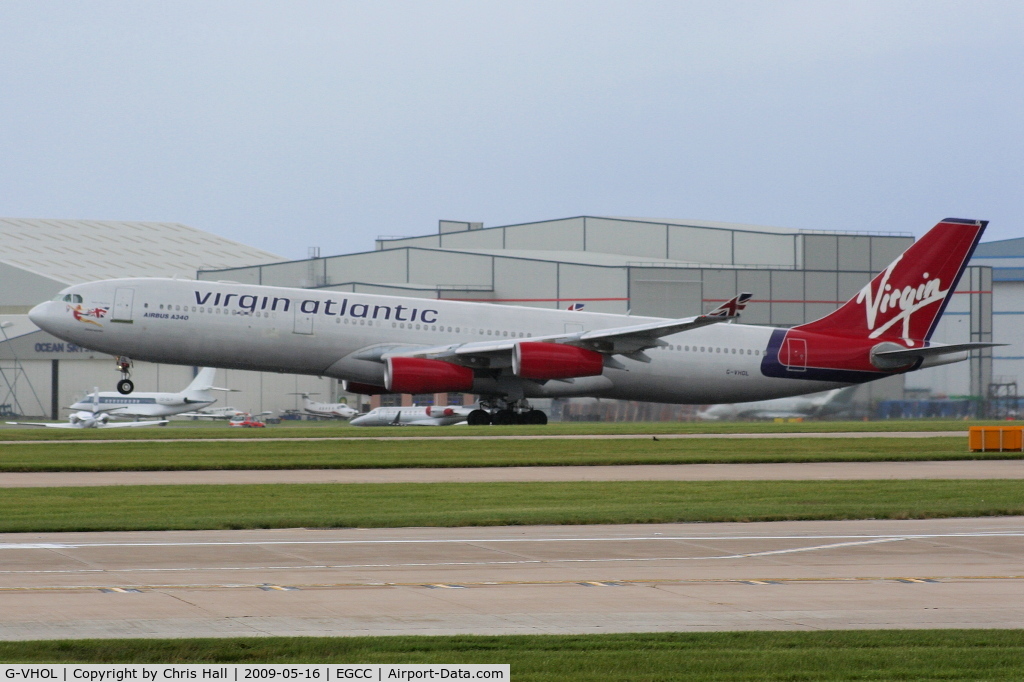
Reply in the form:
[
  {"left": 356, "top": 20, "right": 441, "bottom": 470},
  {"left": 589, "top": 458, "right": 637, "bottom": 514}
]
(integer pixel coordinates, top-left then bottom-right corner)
[
  {"left": 0, "top": 216, "right": 997, "bottom": 420},
  {"left": 197, "top": 216, "right": 996, "bottom": 417},
  {"left": 0, "top": 218, "right": 339, "bottom": 419}
]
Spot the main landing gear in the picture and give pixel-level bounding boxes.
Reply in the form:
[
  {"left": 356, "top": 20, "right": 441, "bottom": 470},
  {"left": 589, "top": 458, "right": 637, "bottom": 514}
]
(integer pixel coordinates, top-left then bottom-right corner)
[
  {"left": 115, "top": 356, "right": 134, "bottom": 395},
  {"left": 467, "top": 399, "right": 548, "bottom": 426}
]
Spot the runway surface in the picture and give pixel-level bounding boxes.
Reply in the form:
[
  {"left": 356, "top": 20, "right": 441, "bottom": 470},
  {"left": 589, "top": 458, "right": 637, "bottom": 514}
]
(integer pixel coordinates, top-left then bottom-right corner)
[
  {"left": 2, "top": 517, "right": 1022, "bottom": 639},
  {"left": 0, "top": 430, "right": 965, "bottom": 445},
  {"left": 1, "top": 460, "right": 1021, "bottom": 487}
]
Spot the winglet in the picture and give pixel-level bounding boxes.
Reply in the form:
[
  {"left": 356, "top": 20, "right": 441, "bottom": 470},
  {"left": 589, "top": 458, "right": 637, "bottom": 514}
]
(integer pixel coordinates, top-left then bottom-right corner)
[{"left": 706, "top": 293, "right": 753, "bottom": 318}]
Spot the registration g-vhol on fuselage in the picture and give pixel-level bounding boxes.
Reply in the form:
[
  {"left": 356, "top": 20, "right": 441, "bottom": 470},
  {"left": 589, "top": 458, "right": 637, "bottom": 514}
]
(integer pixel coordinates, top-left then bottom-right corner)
[{"left": 27, "top": 219, "right": 999, "bottom": 425}]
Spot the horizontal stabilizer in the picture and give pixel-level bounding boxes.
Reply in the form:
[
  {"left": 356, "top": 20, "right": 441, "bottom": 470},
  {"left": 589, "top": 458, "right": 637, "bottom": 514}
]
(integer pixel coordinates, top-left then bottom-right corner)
[
  {"left": 872, "top": 342, "right": 1004, "bottom": 369},
  {"left": 874, "top": 342, "right": 1004, "bottom": 361}
]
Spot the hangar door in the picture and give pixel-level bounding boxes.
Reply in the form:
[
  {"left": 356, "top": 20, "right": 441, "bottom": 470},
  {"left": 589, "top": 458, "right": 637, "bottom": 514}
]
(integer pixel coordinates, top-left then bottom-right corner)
[{"left": 630, "top": 280, "right": 702, "bottom": 318}]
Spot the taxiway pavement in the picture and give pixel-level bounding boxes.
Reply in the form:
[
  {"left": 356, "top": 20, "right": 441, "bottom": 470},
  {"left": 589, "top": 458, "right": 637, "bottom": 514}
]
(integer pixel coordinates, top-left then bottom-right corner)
[
  {"left": 0, "top": 430, "right": 965, "bottom": 445},
  {"left": 2, "top": 517, "right": 1022, "bottom": 639},
  {"left": 1, "top": 460, "right": 1021, "bottom": 487}
]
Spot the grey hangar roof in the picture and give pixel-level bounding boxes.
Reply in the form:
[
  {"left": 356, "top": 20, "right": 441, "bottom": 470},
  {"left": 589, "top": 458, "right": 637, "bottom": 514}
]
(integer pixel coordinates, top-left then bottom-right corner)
[
  {"left": 0, "top": 218, "right": 283, "bottom": 312},
  {"left": 198, "top": 215, "right": 920, "bottom": 326}
]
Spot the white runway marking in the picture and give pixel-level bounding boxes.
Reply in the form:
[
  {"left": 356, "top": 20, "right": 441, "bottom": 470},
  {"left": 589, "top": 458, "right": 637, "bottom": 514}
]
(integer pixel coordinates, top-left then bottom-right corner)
[
  {"left": 0, "top": 538, "right": 909, "bottom": 576},
  {"left": 3, "top": 519, "right": 1021, "bottom": 636}
]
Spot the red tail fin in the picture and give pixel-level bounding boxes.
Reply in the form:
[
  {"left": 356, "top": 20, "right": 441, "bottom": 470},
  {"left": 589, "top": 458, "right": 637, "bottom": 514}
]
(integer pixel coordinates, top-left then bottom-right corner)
[{"left": 795, "top": 218, "right": 986, "bottom": 346}]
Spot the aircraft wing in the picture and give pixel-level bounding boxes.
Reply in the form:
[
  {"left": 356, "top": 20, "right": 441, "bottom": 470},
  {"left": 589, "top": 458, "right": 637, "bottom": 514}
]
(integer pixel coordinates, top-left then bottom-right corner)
[
  {"left": 4, "top": 419, "right": 166, "bottom": 428},
  {"left": 69, "top": 404, "right": 130, "bottom": 415},
  {"left": 99, "top": 420, "right": 169, "bottom": 428},
  {"left": 6, "top": 421, "right": 82, "bottom": 429},
  {"left": 388, "top": 293, "right": 752, "bottom": 366},
  {"left": 743, "top": 411, "right": 807, "bottom": 420}
]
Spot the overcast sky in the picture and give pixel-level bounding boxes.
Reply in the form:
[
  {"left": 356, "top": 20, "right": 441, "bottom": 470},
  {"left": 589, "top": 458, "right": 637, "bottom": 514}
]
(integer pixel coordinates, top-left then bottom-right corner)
[{"left": 1, "top": 1, "right": 1021, "bottom": 260}]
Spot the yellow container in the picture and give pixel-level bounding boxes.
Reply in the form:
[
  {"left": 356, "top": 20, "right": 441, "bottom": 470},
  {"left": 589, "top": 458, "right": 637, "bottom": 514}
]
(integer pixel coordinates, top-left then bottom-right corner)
[{"left": 969, "top": 426, "right": 1024, "bottom": 452}]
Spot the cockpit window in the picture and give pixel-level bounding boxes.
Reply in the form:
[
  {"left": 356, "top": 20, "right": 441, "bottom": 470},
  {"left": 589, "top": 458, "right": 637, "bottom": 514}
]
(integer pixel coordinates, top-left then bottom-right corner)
[{"left": 60, "top": 294, "right": 84, "bottom": 303}]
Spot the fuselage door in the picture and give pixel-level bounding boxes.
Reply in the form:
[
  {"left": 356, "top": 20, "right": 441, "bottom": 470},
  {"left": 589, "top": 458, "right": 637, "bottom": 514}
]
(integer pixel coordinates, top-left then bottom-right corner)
[
  {"left": 783, "top": 337, "right": 807, "bottom": 371},
  {"left": 112, "top": 288, "right": 135, "bottom": 324},
  {"left": 293, "top": 307, "right": 314, "bottom": 335}
]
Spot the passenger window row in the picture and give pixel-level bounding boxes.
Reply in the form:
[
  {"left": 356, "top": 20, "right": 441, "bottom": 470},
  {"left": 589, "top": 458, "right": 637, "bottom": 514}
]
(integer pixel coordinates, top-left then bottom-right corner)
[{"left": 661, "top": 344, "right": 761, "bottom": 356}]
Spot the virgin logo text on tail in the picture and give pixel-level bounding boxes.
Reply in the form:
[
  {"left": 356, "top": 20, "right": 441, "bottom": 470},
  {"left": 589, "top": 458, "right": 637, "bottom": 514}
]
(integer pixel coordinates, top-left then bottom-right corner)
[{"left": 855, "top": 255, "right": 945, "bottom": 346}]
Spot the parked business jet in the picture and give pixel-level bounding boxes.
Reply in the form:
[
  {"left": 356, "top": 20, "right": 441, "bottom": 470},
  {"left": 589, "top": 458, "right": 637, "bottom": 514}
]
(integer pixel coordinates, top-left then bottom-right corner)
[
  {"left": 177, "top": 406, "right": 248, "bottom": 420},
  {"left": 350, "top": 405, "right": 474, "bottom": 426},
  {"left": 7, "top": 390, "right": 168, "bottom": 429},
  {"left": 27, "top": 219, "right": 998, "bottom": 426},
  {"left": 288, "top": 393, "right": 358, "bottom": 419},
  {"left": 67, "top": 367, "right": 228, "bottom": 419},
  {"left": 697, "top": 386, "right": 858, "bottom": 421}
]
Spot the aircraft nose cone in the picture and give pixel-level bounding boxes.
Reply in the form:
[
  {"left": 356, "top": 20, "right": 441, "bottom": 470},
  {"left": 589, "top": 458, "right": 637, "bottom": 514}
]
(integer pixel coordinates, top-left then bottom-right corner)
[{"left": 28, "top": 301, "right": 55, "bottom": 330}]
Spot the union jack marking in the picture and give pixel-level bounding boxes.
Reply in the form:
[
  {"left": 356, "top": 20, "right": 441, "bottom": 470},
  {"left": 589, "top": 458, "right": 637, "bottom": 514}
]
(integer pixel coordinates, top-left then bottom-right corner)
[{"left": 707, "top": 292, "right": 753, "bottom": 318}]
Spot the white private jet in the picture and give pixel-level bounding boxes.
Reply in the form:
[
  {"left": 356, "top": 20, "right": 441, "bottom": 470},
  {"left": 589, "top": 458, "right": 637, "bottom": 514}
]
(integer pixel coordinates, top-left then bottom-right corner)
[
  {"left": 67, "top": 367, "right": 230, "bottom": 419},
  {"left": 697, "top": 386, "right": 858, "bottom": 421},
  {"left": 27, "top": 219, "right": 1001, "bottom": 426},
  {"left": 7, "top": 390, "right": 168, "bottom": 429},
  {"left": 176, "top": 406, "right": 248, "bottom": 420},
  {"left": 288, "top": 393, "right": 358, "bottom": 419},
  {"left": 350, "top": 405, "right": 474, "bottom": 426}
]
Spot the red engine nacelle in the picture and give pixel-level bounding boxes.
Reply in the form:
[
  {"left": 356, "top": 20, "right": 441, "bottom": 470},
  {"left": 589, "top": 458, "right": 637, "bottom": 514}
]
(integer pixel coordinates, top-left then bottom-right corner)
[
  {"left": 512, "top": 342, "right": 605, "bottom": 380},
  {"left": 425, "top": 406, "right": 455, "bottom": 417},
  {"left": 342, "top": 380, "right": 389, "bottom": 395},
  {"left": 385, "top": 357, "right": 475, "bottom": 394}
]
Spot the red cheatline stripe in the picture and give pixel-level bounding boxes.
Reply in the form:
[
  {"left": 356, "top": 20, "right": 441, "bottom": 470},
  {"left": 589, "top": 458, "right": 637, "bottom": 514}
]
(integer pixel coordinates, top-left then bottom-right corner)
[
  {"left": 447, "top": 291, "right": 992, "bottom": 304},
  {"left": 704, "top": 291, "right": 991, "bottom": 304},
  {"left": 704, "top": 299, "right": 847, "bottom": 305},
  {"left": 445, "top": 297, "right": 630, "bottom": 303}
]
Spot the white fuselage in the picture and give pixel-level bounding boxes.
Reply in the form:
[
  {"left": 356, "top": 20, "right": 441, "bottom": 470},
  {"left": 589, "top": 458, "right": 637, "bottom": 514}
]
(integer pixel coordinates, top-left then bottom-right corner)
[
  {"left": 301, "top": 397, "right": 358, "bottom": 419},
  {"left": 30, "top": 278, "right": 848, "bottom": 404},
  {"left": 350, "top": 406, "right": 472, "bottom": 426},
  {"left": 697, "top": 389, "right": 849, "bottom": 420},
  {"left": 69, "top": 391, "right": 215, "bottom": 418}
]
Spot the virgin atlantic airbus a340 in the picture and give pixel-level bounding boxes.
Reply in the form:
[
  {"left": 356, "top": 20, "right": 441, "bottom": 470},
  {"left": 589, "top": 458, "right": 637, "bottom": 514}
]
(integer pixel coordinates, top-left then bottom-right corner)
[{"left": 29, "top": 218, "right": 998, "bottom": 425}]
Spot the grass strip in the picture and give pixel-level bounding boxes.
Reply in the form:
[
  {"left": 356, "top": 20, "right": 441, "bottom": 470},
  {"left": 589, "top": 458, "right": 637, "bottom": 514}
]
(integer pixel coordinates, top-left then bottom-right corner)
[
  {"left": 2, "top": 631, "right": 1024, "bottom": 680},
  {"left": 0, "top": 418, "right": 991, "bottom": 441},
  {"left": 1, "top": 480, "right": 1022, "bottom": 532},
  {"left": 0, "top": 436, "right": 1009, "bottom": 472}
]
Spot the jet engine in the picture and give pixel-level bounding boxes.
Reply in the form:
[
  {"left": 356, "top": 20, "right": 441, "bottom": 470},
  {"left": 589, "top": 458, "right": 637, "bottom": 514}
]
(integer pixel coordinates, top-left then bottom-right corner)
[
  {"left": 512, "top": 342, "right": 605, "bottom": 380},
  {"left": 342, "top": 380, "right": 389, "bottom": 395},
  {"left": 384, "top": 357, "right": 475, "bottom": 394}
]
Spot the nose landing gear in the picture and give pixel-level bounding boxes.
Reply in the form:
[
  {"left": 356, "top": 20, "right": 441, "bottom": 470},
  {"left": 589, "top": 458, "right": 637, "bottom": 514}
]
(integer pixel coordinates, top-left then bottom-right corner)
[{"left": 115, "top": 356, "right": 134, "bottom": 395}]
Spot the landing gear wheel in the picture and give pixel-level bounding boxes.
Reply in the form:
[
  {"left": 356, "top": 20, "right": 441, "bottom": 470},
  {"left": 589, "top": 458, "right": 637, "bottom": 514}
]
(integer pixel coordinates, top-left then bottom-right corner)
[
  {"left": 524, "top": 410, "right": 548, "bottom": 425},
  {"left": 492, "top": 409, "right": 516, "bottom": 426},
  {"left": 467, "top": 409, "right": 492, "bottom": 426},
  {"left": 115, "top": 356, "right": 134, "bottom": 395}
]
